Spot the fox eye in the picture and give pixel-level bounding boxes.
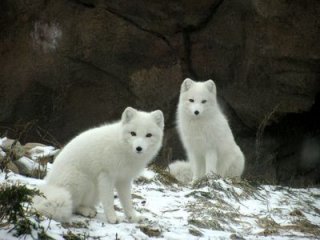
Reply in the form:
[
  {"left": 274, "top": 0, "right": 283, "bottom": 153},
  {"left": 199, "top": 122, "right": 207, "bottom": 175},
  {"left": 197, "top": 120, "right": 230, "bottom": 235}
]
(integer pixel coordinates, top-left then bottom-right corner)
[
  {"left": 201, "top": 100, "right": 207, "bottom": 104},
  {"left": 189, "top": 99, "right": 194, "bottom": 103},
  {"left": 130, "top": 131, "right": 136, "bottom": 136},
  {"left": 146, "top": 133, "right": 152, "bottom": 138}
]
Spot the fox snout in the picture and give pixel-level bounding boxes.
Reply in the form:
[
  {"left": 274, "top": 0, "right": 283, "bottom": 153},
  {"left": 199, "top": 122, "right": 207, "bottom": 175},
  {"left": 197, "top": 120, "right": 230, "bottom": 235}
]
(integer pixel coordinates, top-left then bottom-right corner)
[
  {"left": 190, "top": 104, "right": 202, "bottom": 116},
  {"left": 132, "top": 138, "right": 147, "bottom": 154}
]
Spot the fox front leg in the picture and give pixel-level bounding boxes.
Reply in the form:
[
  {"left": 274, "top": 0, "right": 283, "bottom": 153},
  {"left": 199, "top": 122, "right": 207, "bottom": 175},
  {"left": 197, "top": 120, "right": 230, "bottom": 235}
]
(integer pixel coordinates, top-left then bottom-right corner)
[{"left": 98, "top": 172, "right": 118, "bottom": 224}]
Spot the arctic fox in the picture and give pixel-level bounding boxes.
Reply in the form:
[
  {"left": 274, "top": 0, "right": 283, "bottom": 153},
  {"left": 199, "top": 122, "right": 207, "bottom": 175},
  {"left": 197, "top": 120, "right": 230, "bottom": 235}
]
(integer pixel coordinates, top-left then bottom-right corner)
[
  {"left": 172, "top": 78, "right": 245, "bottom": 182},
  {"left": 33, "top": 107, "right": 164, "bottom": 223}
]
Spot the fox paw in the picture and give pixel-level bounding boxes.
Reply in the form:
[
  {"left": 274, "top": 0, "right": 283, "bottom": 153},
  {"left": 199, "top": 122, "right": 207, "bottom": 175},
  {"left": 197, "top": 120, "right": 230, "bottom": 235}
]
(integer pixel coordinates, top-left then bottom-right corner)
[
  {"left": 76, "top": 206, "right": 97, "bottom": 218},
  {"left": 106, "top": 213, "right": 119, "bottom": 224},
  {"left": 128, "top": 213, "right": 145, "bottom": 223}
]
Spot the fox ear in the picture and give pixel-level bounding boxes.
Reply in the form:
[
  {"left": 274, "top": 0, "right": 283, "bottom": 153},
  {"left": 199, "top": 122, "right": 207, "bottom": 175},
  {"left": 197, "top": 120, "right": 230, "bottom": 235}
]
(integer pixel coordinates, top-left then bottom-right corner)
[
  {"left": 122, "top": 107, "right": 137, "bottom": 124},
  {"left": 181, "top": 78, "right": 194, "bottom": 92},
  {"left": 205, "top": 79, "right": 216, "bottom": 94},
  {"left": 151, "top": 110, "right": 164, "bottom": 129}
]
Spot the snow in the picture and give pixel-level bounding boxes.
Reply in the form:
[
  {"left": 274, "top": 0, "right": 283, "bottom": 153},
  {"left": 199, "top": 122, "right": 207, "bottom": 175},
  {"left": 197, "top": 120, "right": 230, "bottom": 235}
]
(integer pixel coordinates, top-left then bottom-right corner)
[
  {"left": 16, "top": 156, "right": 46, "bottom": 172},
  {"left": 0, "top": 138, "right": 6, "bottom": 157},
  {"left": 1, "top": 147, "right": 320, "bottom": 239},
  {"left": 28, "top": 146, "right": 59, "bottom": 161},
  {"left": 0, "top": 149, "right": 5, "bottom": 157},
  {"left": 0, "top": 137, "right": 6, "bottom": 146}
]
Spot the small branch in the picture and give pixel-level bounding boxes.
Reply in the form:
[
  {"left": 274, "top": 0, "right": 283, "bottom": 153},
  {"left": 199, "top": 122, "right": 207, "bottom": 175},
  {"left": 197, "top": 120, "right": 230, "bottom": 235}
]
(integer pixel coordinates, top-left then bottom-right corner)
[{"left": 255, "top": 103, "right": 281, "bottom": 162}]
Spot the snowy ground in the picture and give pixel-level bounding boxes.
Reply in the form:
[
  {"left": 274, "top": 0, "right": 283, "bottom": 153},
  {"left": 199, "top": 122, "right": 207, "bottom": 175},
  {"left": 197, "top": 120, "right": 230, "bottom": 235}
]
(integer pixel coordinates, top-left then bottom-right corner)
[
  {"left": 0, "top": 146, "right": 320, "bottom": 239},
  {"left": 1, "top": 169, "right": 320, "bottom": 240}
]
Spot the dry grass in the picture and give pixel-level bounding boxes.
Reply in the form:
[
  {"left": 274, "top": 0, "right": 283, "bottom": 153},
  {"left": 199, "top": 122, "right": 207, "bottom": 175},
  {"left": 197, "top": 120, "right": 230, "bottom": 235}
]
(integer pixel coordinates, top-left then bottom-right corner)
[
  {"left": 149, "top": 165, "right": 179, "bottom": 185},
  {"left": 255, "top": 103, "right": 281, "bottom": 162},
  {"left": 183, "top": 173, "right": 320, "bottom": 238},
  {"left": 138, "top": 225, "right": 162, "bottom": 237}
]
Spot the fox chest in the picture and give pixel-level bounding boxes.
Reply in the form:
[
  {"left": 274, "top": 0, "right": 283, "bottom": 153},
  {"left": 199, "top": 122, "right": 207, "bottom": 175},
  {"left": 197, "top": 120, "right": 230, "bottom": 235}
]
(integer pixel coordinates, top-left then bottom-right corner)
[{"left": 180, "top": 123, "right": 217, "bottom": 150}]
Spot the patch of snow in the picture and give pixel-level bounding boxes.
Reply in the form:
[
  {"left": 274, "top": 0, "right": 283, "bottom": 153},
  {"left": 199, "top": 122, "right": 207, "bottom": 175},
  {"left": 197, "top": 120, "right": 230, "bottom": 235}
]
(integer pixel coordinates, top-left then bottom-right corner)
[
  {"left": 0, "top": 137, "right": 7, "bottom": 153},
  {"left": 0, "top": 168, "right": 320, "bottom": 239},
  {"left": 16, "top": 156, "right": 46, "bottom": 172},
  {"left": 0, "top": 149, "right": 5, "bottom": 157},
  {"left": 0, "top": 137, "right": 5, "bottom": 146},
  {"left": 28, "top": 146, "right": 59, "bottom": 160}
]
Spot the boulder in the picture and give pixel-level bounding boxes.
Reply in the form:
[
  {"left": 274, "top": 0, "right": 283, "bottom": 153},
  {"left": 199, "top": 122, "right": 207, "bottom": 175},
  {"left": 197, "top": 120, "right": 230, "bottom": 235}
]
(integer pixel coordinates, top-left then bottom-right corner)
[
  {"left": 1, "top": 138, "right": 26, "bottom": 159},
  {"left": 0, "top": 0, "right": 319, "bottom": 185}
]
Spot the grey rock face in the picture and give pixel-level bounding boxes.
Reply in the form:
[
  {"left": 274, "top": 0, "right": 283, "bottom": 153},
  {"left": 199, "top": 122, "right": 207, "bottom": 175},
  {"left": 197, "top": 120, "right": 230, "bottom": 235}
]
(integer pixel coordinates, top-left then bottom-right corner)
[{"left": 0, "top": 0, "right": 319, "bottom": 185}]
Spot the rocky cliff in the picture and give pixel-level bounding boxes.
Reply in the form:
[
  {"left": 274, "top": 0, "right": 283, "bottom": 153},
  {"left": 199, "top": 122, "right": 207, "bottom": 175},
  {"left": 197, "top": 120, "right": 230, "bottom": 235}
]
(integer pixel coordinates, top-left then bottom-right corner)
[{"left": 1, "top": 0, "right": 319, "bottom": 185}]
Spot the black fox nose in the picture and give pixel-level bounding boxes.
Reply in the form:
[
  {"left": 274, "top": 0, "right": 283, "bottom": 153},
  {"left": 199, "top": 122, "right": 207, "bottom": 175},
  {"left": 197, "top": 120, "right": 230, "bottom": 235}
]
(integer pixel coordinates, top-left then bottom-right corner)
[
  {"left": 194, "top": 110, "right": 199, "bottom": 115},
  {"left": 136, "top": 146, "right": 142, "bottom": 152}
]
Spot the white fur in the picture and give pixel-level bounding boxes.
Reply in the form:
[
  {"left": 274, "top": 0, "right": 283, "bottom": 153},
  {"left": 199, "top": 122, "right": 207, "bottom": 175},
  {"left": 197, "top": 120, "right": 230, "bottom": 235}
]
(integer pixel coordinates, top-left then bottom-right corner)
[
  {"left": 168, "top": 160, "right": 193, "bottom": 184},
  {"left": 33, "top": 107, "right": 164, "bottom": 223},
  {"left": 176, "top": 78, "right": 245, "bottom": 182}
]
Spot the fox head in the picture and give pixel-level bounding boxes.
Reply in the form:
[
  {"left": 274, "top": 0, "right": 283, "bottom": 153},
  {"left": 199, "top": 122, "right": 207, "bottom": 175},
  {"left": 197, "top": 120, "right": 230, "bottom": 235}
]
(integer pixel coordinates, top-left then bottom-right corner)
[
  {"left": 178, "top": 78, "right": 218, "bottom": 118},
  {"left": 121, "top": 107, "right": 164, "bottom": 157}
]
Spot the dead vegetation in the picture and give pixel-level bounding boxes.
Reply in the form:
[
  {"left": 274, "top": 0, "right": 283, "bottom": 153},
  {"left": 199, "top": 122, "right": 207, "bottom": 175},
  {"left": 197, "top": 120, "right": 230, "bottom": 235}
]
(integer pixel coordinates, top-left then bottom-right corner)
[
  {"left": 0, "top": 183, "right": 53, "bottom": 239},
  {"left": 149, "top": 164, "right": 180, "bottom": 185},
  {"left": 255, "top": 103, "right": 281, "bottom": 162},
  {"left": 183, "top": 173, "right": 320, "bottom": 238},
  {"left": 138, "top": 225, "right": 162, "bottom": 237}
]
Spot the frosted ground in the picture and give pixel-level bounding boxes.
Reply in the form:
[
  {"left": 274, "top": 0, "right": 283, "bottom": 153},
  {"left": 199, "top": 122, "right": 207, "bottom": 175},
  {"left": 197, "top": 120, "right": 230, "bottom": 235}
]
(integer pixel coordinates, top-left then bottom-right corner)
[{"left": 0, "top": 144, "right": 320, "bottom": 239}]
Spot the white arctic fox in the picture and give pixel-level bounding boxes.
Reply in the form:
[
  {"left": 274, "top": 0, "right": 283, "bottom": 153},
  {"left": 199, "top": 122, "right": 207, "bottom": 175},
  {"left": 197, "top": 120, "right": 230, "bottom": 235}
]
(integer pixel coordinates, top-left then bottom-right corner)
[
  {"left": 171, "top": 78, "right": 245, "bottom": 182},
  {"left": 33, "top": 107, "right": 164, "bottom": 223}
]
